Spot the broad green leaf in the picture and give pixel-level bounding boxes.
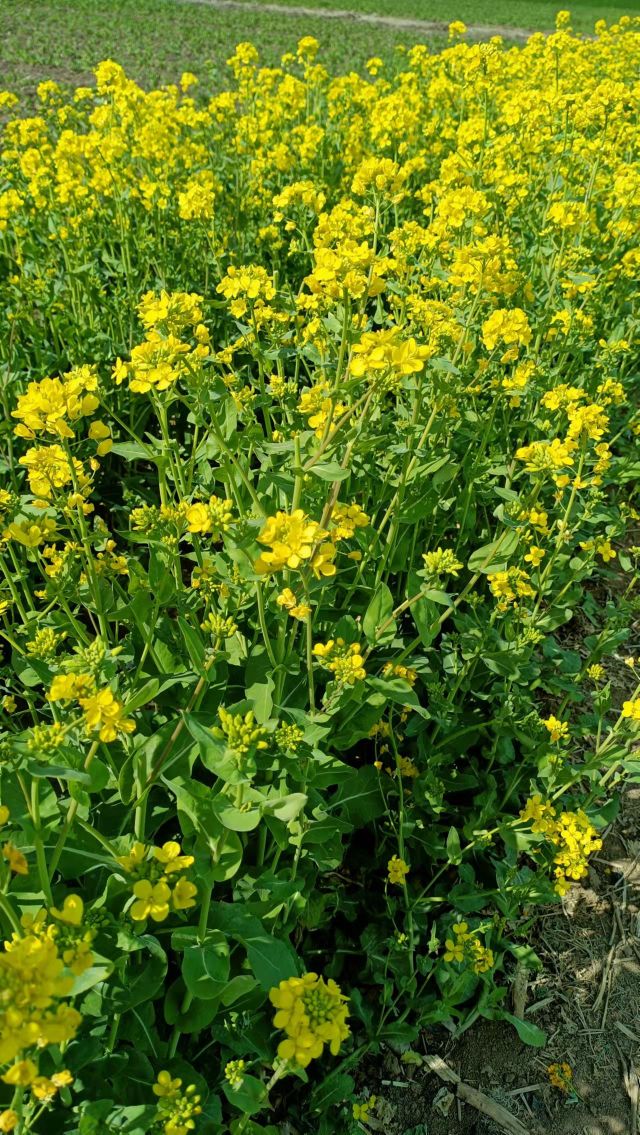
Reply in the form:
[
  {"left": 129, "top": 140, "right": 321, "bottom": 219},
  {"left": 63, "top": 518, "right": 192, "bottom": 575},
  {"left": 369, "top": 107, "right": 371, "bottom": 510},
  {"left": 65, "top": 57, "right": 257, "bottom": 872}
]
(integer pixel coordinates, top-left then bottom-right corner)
[
  {"left": 363, "top": 583, "right": 394, "bottom": 643},
  {"left": 182, "top": 933, "right": 230, "bottom": 1000},
  {"left": 467, "top": 530, "right": 519, "bottom": 574}
]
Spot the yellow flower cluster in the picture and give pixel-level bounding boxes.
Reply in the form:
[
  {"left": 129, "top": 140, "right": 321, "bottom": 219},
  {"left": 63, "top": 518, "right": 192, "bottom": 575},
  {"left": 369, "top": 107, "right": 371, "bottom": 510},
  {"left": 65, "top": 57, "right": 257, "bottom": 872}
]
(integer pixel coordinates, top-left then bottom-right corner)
[
  {"left": 152, "top": 1071, "right": 203, "bottom": 1135},
  {"left": 387, "top": 855, "right": 410, "bottom": 884},
  {"left": 350, "top": 327, "right": 429, "bottom": 391},
  {"left": 422, "top": 547, "right": 463, "bottom": 579},
  {"left": 443, "top": 922, "right": 494, "bottom": 974},
  {"left": 548, "top": 1062, "right": 574, "bottom": 1093},
  {"left": 0, "top": 931, "right": 81, "bottom": 1064},
  {"left": 488, "top": 567, "right": 535, "bottom": 611},
  {"left": 313, "top": 639, "right": 366, "bottom": 684},
  {"left": 48, "top": 673, "right": 135, "bottom": 742},
  {"left": 115, "top": 841, "right": 197, "bottom": 922},
  {"left": 542, "top": 715, "right": 570, "bottom": 743},
  {"left": 254, "top": 509, "right": 336, "bottom": 577},
  {"left": 185, "top": 495, "right": 234, "bottom": 537},
  {"left": 114, "top": 290, "right": 209, "bottom": 393},
  {"left": 519, "top": 796, "right": 602, "bottom": 895},
  {"left": 12, "top": 365, "right": 100, "bottom": 441},
  {"left": 269, "top": 972, "right": 350, "bottom": 1067},
  {"left": 21, "top": 896, "right": 95, "bottom": 976},
  {"left": 212, "top": 706, "right": 268, "bottom": 765}
]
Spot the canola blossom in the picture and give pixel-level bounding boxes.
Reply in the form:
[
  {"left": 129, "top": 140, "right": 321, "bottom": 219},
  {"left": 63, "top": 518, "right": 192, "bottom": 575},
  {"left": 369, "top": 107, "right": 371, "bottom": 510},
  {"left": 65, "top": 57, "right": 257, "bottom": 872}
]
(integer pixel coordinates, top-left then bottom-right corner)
[{"left": 0, "top": 15, "right": 639, "bottom": 1134}]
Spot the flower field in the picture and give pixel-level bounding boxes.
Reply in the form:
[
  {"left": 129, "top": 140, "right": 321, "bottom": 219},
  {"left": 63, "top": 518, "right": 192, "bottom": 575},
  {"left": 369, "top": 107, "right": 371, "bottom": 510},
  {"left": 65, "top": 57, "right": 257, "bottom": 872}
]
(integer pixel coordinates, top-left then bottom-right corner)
[{"left": 0, "top": 12, "right": 639, "bottom": 1134}]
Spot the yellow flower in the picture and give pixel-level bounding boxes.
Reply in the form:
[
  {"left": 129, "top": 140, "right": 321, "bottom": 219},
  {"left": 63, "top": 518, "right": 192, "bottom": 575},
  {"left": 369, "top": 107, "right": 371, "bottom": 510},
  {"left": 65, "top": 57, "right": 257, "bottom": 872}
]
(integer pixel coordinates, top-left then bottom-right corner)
[
  {"left": 116, "top": 841, "right": 148, "bottom": 873},
  {"left": 276, "top": 588, "right": 311, "bottom": 620},
  {"left": 0, "top": 1111, "right": 19, "bottom": 1132},
  {"left": 542, "top": 716, "right": 569, "bottom": 743},
  {"left": 224, "top": 1060, "right": 246, "bottom": 1089},
  {"left": 254, "top": 509, "right": 327, "bottom": 574},
  {"left": 51, "top": 1070, "right": 73, "bottom": 1088},
  {"left": 0, "top": 805, "right": 9, "bottom": 827},
  {"left": 387, "top": 855, "right": 409, "bottom": 885},
  {"left": 49, "top": 895, "right": 84, "bottom": 926},
  {"left": 313, "top": 639, "right": 366, "bottom": 684},
  {"left": 130, "top": 879, "right": 171, "bottom": 922},
  {"left": 152, "top": 841, "right": 194, "bottom": 874},
  {"left": 79, "top": 688, "right": 135, "bottom": 742},
  {"left": 595, "top": 538, "right": 616, "bottom": 562},
  {"left": 171, "top": 877, "right": 198, "bottom": 911},
  {"left": 31, "top": 1076, "right": 58, "bottom": 1102},
  {"left": 548, "top": 1062, "right": 573, "bottom": 1092},
  {"left": 269, "top": 972, "right": 350, "bottom": 1068},
  {"left": 353, "top": 1095, "right": 377, "bottom": 1121},
  {"left": 153, "top": 1071, "right": 182, "bottom": 1099},
  {"left": 622, "top": 699, "right": 640, "bottom": 722},
  {"left": 48, "top": 672, "right": 95, "bottom": 702},
  {"left": 524, "top": 546, "right": 545, "bottom": 567},
  {"left": 2, "top": 1061, "right": 37, "bottom": 1086},
  {"left": 2, "top": 843, "right": 28, "bottom": 875}
]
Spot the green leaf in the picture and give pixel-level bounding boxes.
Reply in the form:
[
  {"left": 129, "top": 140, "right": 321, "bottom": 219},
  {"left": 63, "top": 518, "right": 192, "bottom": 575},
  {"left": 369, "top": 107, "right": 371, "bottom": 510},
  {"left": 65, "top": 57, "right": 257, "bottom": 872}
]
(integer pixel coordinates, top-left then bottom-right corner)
[
  {"left": 245, "top": 676, "right": 274, "bottom": 723},
  {"left": 215, "top": 802, "right": 262, "bottom": 832},
  {"left": 112, "top": 935, "right": 167, "bottom": 1011},
  {"left": 446, "top": 826, "right": 462, "bottom": 864},
  {"left": 310, "top": 1072, "right": 355, "bottom": 1112},
  {"left": 215, "top": 905, "right": 300, "bottom": 990},
  {"left": 222, "top": 1073, "right": 268, "bottom": 1115},
  {"left": 245, "top": 933, "right": 299, "bottom": 991},
  {"left": 363, "top": 583, "right": 394, "bottom": 643},
  {"left": 178, "top": 617, "right": 208, "bottom": 677},
  {"left": 123, "top": 678, "right": 161, "bottom": 713},
  {"left": 327, "top": 765, "right": 385, "bottom": 826},
  {"left": 366, "top": 676, "right": 420, "bottom": 709},
  {"left": 261, "top": 793, "right": 307, "bottom": 823},
  {"left": 182, "top": 933, "right": 230, "bottom": 1000},
  {"left": 468, "top": 530, "right": 519, "bottom": 574},
  {"left": 164, "top": 979, "right": 220, "bottom": 1032},
  {"left": 502, "top": 1012, "right": 548, "bottom": 1047},
  {"left": 69, "top": 962, "right": 113, "bottom": 997},
  {"left": 308, "top": 461, "right": 351, "bottom": 481},
  {"left": 220, "top": 974, "right": 260, "bottom": 1006}
]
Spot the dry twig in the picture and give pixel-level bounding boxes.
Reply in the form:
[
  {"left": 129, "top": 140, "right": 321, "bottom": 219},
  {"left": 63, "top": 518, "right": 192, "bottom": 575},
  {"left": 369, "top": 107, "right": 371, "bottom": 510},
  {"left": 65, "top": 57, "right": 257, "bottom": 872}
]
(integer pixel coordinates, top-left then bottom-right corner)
[{"left": 422, "top": 1052, "right": 531, "bottom": 1135}]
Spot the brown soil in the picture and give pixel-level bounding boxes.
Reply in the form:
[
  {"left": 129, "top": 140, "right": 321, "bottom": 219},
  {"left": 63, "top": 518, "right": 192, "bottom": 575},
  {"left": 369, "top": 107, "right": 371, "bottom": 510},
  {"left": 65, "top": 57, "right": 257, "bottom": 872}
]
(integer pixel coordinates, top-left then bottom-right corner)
[{"left": 361, "top": 790, "right": 640, "bottom": 1135}]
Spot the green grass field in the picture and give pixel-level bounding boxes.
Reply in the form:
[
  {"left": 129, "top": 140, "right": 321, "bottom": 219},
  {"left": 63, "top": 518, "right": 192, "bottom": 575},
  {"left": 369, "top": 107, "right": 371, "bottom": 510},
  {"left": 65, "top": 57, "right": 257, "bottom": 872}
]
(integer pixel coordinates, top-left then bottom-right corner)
[
  {"left": 1, "top": 0, "right": 638, "bottom": 107},
  {"left": 256, "top": 0, "right": 640, "bottom": 32},
  {"left": 1, "top": 0, "right": 419, "bottom": 105}
]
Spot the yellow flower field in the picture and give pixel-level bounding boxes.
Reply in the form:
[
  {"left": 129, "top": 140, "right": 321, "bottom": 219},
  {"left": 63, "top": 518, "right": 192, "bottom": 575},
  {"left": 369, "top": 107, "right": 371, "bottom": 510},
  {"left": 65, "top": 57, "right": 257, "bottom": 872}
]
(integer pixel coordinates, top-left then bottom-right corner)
[{"left": 0, "top": 12, "right": 639, "bottom": 1133}]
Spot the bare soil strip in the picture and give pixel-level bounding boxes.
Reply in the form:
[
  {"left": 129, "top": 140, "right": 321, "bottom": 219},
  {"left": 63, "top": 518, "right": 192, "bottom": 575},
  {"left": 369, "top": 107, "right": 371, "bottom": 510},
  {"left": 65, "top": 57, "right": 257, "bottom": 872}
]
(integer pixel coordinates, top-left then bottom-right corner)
[{"left": 174, "top": 0, "right": 533, "bottom": 42}]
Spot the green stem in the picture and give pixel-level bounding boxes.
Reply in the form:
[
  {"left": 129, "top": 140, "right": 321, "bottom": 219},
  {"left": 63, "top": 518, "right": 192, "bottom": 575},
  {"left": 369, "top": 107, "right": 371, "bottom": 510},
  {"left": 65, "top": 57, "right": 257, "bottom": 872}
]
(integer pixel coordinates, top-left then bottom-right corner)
[
  {"left": 48, "top": 740, "right": 100, "bottom": 880},
  {"left": 32, "top": 779, "right": 53, "bottom": 906}
]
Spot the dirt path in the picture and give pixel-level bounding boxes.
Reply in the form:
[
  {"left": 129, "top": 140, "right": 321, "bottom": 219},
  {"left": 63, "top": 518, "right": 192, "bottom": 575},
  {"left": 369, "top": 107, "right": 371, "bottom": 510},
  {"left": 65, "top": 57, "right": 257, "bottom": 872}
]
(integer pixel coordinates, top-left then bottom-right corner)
[{"left": 174, "top": 0, "right": 533, "bottom": 42}]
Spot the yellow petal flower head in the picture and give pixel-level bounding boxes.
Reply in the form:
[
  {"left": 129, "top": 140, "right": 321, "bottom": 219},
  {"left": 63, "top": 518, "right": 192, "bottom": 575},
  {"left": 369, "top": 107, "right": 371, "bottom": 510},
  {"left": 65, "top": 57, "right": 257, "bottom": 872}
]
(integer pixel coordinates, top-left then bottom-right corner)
[
  {"left": 269, "top": 972, "right": 350, "bottom": 1068},
  {"left": 116, "top": 841, "right": 149, "bottom": 873},
  {"left": 2, "top": 843, "right": 28, "bottom": 875},
  {"left": 387, "top": 855, "right": 410, "bottom": 885},
  {"left": 1, "top": 1061, "right": 37, "bottom": 1086},
  {"left": 49, "top": 895, "right": 84, "bottom": 926},
  {"left": 254, "top": 509, "right": 323, "bottom": 574},
  {"left": 152, "top": 841, "right": 194, "bottom": 874},
  {"left": 171, "top": 877, "right": 198, "bottom": 911},
  {"left": 130, "top": 879, "right": 171, "bottom": 922},
  {"left": 79, "top": 688, "right": 135, "bottom": 743}
]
